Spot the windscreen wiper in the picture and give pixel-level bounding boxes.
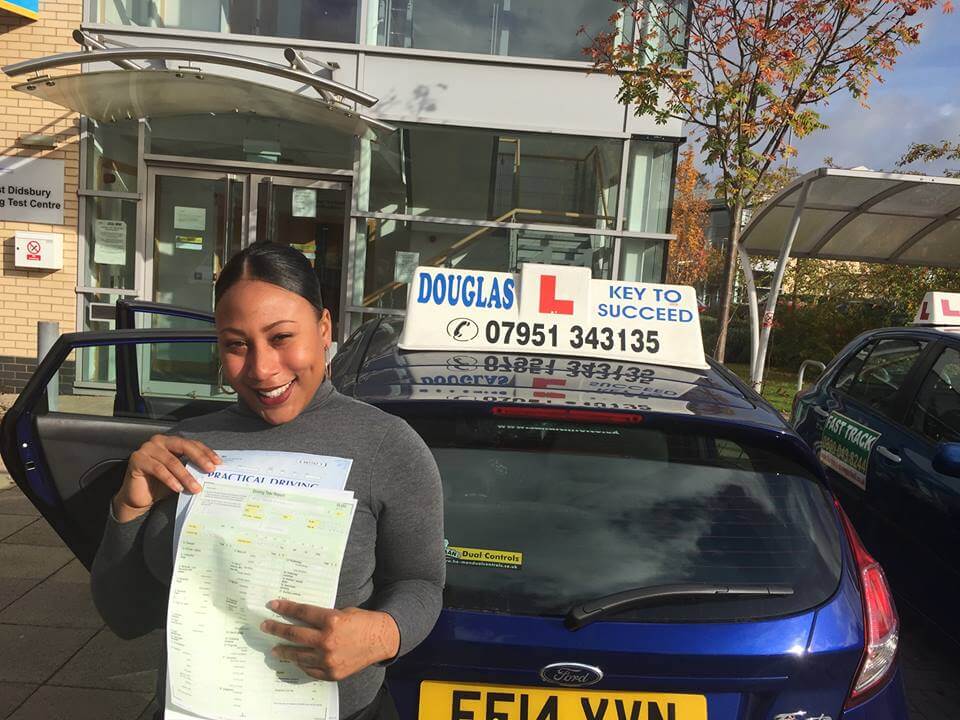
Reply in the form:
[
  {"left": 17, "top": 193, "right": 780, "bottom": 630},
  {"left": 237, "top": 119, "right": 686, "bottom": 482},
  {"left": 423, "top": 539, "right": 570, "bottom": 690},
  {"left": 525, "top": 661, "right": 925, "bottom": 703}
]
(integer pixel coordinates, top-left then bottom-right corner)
[{"left": 564, "top": 583, "right": 795, "bottom": 630}]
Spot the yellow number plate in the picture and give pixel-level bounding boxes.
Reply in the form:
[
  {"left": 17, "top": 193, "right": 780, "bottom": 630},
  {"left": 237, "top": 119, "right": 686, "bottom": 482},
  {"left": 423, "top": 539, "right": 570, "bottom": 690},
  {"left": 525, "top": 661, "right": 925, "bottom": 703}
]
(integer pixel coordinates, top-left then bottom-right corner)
[{"left": 418, "top": 681, "right": 707, "bottom": 720}]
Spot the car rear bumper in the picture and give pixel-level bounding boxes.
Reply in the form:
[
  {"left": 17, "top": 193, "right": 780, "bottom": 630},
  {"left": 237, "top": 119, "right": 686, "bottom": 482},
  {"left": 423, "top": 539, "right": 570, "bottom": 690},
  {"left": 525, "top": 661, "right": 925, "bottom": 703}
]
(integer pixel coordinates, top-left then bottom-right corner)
[{"left": 841, "top": 666, "right": 909, "bottom": 720}]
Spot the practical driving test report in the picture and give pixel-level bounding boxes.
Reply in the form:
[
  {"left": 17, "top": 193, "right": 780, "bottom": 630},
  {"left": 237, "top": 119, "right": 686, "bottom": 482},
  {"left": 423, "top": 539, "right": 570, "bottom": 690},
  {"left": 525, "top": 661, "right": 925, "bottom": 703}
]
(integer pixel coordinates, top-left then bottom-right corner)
[{"left": 164, "top": 451, "right": 354, "bottom": 720}]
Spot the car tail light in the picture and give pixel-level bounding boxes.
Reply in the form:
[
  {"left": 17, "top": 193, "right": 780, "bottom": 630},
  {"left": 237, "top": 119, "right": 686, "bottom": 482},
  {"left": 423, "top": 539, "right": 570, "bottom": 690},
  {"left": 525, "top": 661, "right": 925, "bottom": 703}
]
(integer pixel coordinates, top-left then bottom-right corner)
[
  {"left": 836, "top": 500, "right": 899, "bottom": 707},
  {"left": 491, "top": 406, "right": 643, "bottom": 424}
]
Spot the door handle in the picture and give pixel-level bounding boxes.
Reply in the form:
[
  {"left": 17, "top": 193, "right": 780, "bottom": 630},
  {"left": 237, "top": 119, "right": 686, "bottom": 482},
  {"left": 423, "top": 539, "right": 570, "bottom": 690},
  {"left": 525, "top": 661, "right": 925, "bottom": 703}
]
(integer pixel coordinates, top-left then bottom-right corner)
[
  {"left": 813, "top": 406, "right": 829, "bottom": 418},
  {"left": 876, "top": 445, "right": 901, "bottom": 463}
]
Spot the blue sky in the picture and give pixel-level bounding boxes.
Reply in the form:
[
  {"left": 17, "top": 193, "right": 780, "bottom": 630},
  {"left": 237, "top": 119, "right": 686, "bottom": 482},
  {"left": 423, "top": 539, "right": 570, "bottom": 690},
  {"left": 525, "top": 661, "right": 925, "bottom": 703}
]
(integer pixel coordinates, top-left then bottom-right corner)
[{"left": 790, "top": 13, "right": 960, "bottom": 176}]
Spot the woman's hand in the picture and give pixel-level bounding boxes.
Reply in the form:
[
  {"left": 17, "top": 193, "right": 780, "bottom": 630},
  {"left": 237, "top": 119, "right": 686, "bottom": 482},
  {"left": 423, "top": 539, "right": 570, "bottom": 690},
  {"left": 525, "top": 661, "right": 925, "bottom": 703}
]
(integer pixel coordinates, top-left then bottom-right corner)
[
  {"left": 262, "top": 599, "right": 401, "bottom": 681},
  {"left": 113, "top": 435, "right": 221, "bottom": 523}
]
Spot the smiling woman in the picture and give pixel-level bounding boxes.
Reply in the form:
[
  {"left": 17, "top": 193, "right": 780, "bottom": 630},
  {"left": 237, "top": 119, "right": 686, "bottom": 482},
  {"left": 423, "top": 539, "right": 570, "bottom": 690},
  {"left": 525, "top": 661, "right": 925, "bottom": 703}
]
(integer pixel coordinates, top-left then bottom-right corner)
[
  {"left": 90, "top": 243, "right": 445, "bottom": 720},
  {"left": 214, "top": 244, "right": 331, "bottom": 425}
]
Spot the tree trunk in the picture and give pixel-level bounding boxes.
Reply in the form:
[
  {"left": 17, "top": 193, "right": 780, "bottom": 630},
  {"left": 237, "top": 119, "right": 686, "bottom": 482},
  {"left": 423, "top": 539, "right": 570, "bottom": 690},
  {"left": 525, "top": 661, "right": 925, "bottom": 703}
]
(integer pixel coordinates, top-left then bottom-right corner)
[{"left": 713, "top": 201, "right": 744, "bottom": 362}]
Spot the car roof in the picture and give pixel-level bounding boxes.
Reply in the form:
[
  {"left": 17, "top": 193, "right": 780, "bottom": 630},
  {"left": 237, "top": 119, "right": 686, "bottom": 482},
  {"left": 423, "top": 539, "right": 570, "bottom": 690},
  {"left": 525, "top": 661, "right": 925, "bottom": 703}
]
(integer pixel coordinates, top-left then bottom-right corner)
[
  {"left": 338, "top": 318, "right": 790, "bottom": 432},
  {"left": 859, "top": 325, "right": 960, "bottom": 340}
]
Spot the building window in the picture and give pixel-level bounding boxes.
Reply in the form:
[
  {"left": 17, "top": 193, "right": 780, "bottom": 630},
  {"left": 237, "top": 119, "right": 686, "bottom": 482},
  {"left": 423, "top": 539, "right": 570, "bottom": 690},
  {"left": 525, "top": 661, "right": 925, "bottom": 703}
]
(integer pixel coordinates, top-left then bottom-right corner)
[
  {"left": 352, "top": 218, "right": 615, "bottom": 309},
  {"left": 83, "top": 197, "right": 138, "bottom": 295},
  {"left": 92, "top": 0, "right": 359, "bottom": 43},
  {"left": 624, "top": 139, "right": 676, "bottom": 233},
  {"left": 147, "top": 114, "right": 356, "bottom": 170},
  {"left": 619, "top": 236, "right": 664, "bottom": 283},
  {"left": 86, "top": 119, "right": 138, "bottom": 193},
  {"left": 365, "top": 125, "right": 622, "bottom": 229},
  {"left": 374, "top": 0, "right": 622, "bottom": 61}
]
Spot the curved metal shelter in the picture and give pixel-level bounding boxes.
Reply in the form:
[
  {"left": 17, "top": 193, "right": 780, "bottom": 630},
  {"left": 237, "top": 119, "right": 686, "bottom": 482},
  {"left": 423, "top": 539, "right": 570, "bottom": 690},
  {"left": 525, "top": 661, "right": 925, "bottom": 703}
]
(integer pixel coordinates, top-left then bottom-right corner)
[
  {"left": 736, "top": 167, "right": 960, "bottom": 390},
  {"left": 741, "top": 167, "right": 960, "bottom": 267},
  {"left": 2, "top": 40, "right": 394, "bottom": 140}
]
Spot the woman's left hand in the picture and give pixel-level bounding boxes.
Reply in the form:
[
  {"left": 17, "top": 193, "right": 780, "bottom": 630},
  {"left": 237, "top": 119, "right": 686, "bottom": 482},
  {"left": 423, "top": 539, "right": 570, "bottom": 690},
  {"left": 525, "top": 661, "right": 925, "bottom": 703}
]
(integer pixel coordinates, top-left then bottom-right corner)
[{"left": 262, "top": 599, "right": 401, "bottom": 681}]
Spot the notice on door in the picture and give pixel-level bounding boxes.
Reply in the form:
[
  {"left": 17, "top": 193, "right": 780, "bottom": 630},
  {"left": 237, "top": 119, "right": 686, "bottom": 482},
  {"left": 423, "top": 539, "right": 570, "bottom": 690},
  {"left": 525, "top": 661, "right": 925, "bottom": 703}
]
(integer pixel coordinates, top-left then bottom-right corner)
[
  {"left": 174, "top": 206, "right": 206, "bottom": 231},
  {"left": 0, "top": 157, "right": 64, "bottom": 225},
  {"left": 93, "top": 220, "right": 128, "bottom": 265},
  {"left": 176, "top": 235, "right": 203, "bottom": 251},
  {"left": 292, "top": 188, "right": 317, "bottom": 218}
]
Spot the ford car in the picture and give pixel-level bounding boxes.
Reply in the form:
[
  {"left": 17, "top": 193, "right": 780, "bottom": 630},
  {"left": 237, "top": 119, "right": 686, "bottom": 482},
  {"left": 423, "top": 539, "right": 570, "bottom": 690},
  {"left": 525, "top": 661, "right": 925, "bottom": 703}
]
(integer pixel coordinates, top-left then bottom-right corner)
[{"left": 0, "top": 265, "right": 908, "bottom": 720}]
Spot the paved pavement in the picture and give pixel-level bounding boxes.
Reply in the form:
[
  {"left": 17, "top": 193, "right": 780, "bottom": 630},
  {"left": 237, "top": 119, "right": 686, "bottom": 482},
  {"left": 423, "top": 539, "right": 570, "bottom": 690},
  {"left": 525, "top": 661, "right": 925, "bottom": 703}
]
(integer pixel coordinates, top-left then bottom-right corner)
[
  {"left": 0, "top": 480, "right": 957, "bottom": 719},
  {"left": 0, "top": 482, "right": 161, "bottom": 720}
]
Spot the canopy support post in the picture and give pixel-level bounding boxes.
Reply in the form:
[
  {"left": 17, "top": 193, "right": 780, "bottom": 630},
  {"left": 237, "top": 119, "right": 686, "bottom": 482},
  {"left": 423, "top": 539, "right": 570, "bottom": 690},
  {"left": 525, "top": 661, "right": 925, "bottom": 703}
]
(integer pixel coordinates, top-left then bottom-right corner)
[
  {"left": 751, "top": 179, "right": 811, "bottom": 393},
  {"left": 738, "top": 243, "right": 759, "bottom": 384}
]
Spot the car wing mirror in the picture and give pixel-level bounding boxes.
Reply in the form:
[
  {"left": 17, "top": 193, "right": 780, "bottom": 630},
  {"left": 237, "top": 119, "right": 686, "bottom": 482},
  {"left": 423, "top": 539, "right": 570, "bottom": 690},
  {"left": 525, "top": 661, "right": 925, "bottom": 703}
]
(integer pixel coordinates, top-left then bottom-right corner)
[{"left": 932, "top": 442, "right": 960, "bottom": 478}]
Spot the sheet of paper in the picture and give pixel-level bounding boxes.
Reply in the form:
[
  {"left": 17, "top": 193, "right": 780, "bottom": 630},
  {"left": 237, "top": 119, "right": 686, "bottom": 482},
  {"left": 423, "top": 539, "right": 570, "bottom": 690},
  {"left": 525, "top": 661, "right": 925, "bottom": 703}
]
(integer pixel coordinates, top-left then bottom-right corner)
[
  {"left": 173, "top": 451, "right": 353, "bottom": 553},
  {"left": 93, "top": 219, "right": 127, "bottom": 265},
  {"left": 166, "top": 452, "right": 355, "bottom": 720}
]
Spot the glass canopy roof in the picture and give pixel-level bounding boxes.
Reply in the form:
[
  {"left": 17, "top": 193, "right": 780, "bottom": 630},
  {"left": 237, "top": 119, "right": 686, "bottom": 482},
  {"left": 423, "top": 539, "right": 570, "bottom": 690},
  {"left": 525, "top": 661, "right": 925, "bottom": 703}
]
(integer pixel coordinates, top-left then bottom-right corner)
[
  {"left": 740, "top": 168, "right": 960, "bottom": 268},
  {"left": 2, "top": 44, "right": 393, "bottom": 141},
  {"left": 13, "top": 69, "right": 389, "bottom": 140}
]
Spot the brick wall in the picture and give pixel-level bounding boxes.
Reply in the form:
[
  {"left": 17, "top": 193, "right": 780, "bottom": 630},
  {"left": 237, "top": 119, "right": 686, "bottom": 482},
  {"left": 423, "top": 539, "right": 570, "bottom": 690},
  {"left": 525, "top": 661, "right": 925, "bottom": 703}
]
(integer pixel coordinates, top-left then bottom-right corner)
[
  {"left": 0, "top": 2, "right": 82, "bottom": 392},
  {"left": 0, "top": 352, "right": 75, "bottom": 393}
]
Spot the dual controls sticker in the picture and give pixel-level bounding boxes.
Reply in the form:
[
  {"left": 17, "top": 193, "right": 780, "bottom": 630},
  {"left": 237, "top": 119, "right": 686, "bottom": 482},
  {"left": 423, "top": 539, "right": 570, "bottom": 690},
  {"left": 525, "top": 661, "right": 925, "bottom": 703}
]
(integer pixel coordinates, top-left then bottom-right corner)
[{"left": 445, "top": 540, "right": 523, "bottom": 570}]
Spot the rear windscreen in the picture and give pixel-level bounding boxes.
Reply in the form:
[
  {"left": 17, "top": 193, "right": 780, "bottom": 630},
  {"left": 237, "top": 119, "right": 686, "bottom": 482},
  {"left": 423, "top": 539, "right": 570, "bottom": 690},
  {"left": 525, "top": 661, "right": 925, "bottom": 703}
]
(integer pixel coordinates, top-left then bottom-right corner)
[{"left": 405, "top": 412, "right": 842, "bottom": 622}]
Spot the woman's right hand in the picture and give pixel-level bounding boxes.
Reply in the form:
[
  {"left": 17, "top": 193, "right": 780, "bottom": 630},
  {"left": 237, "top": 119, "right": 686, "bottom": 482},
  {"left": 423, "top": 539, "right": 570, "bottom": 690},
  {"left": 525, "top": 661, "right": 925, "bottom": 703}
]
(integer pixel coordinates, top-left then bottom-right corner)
[{"left": 113, "top": 436, "right": 222, "bottom": 523}]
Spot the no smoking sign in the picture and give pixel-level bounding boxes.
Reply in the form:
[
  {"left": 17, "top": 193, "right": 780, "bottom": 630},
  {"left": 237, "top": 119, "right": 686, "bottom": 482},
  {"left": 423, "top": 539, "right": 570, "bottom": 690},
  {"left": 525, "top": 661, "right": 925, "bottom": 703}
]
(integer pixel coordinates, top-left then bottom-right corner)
[{"left": 15, "top": 231, "right": 62, "bottom": 270}]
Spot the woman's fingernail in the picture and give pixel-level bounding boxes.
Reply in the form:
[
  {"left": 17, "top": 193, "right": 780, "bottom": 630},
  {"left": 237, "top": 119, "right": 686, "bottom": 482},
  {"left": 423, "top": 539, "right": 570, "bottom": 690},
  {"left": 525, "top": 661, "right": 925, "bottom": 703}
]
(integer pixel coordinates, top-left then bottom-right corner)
[
  {"left": 270, "top": 647, "right": 279, "bottom": 657},
  {"left": 266, "top": 600, "right": 279, "bottom": 611},
  {"left": 260, "top": 620, "right": 269, "bottom": 631}
]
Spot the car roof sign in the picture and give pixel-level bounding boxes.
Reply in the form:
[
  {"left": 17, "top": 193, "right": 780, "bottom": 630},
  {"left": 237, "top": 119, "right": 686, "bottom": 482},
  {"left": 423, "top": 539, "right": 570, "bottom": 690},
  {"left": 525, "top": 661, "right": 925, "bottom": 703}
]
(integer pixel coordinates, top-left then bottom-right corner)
[
  {"left": 912, "top": 292, "right": 960, "bottom": 326},
  {"left": 397, "top": 263, "right": 708, "bottom": 370}
]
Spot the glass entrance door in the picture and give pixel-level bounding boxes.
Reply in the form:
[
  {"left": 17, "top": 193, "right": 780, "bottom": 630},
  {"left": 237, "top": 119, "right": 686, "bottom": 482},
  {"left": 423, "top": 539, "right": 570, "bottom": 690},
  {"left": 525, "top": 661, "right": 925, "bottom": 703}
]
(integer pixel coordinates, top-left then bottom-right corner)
[
  {"left": 143, "top": 168, "right": 246, "bottom": 399},
  {"left": 251, "top": 177, "right": 348, "bottom": 332},
  {"left": 145, "top": 169, "right": 348, "bottom": 334},
  {"left": 146, "top": 168, "right": 247, "bottom": 315}
]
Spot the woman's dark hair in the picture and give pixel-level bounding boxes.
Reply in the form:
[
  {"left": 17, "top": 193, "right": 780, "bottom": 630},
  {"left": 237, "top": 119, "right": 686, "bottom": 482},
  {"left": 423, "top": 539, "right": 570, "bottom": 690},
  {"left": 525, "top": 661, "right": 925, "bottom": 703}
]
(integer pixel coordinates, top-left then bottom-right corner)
[{"left": 215, "top": 243, "right": 323, "bottom": 313}]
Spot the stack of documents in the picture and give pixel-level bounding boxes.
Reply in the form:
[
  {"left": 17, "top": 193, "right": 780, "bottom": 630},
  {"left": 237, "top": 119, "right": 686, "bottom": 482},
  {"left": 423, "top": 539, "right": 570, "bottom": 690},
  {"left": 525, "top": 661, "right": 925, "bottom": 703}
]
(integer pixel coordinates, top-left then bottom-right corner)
[{"left": 164, "top": 451, "right": 355, "bottom": 720}]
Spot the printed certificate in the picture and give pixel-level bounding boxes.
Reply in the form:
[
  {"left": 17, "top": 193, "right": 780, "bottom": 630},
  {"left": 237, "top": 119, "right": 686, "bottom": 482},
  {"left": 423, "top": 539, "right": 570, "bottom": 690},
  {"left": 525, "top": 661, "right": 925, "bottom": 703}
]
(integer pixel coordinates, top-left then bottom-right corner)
[{"left": 165, "top": 452, "right": 354, "bottom": 720}]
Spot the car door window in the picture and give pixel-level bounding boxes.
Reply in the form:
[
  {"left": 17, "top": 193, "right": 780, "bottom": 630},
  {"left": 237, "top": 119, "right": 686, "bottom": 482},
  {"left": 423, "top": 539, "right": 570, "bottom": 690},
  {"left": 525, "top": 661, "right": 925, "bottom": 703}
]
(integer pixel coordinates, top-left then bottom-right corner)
[
  {"left": 842, "top": 338, "right": 926, "bottom": 415},
  {"left": 832, "top": 341, "right": 875, "bottom": 393},
  {"left": 908, "top": 346, "right": 960, "bottom": 443},
  {"left": 45, "top": 339, "right": 228, "bottom": 421}
]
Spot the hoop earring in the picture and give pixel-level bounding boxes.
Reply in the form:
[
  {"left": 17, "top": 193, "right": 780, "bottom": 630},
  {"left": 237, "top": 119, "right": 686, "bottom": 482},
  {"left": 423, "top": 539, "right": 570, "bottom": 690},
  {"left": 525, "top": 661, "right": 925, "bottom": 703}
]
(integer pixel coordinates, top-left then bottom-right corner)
[{"left": 217, "top": 365, "right": 237, "bottom": 395}]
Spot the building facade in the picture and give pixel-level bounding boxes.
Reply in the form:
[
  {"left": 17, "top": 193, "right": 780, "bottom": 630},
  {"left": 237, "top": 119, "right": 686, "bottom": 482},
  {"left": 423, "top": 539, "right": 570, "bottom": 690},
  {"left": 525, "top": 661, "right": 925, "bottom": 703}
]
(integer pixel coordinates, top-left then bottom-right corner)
[{"left": 0, "top": 0, "right": 685, "bottom": 392}]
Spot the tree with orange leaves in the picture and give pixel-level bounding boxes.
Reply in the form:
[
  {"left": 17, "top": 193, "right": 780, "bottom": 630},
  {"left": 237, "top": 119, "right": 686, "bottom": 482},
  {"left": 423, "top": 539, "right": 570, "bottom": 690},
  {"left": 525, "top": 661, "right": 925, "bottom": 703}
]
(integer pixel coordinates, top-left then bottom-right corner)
[
  {"left": 583, "top": 0, "right": 952, "bottom": 361},
  {"left": 668, "top": 146, "right": 715, "bottom": 289}
]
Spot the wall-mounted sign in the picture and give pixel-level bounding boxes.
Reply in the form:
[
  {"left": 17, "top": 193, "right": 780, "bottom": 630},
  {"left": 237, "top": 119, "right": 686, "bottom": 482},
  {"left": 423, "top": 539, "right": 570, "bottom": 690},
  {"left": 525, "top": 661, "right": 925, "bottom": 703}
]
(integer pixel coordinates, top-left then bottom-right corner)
[
  {"left": 394, "top": 251, "right": 420, "bottom": 284},
  {"left": 0, "top": 157, "right": 64, "bottom": 224},
  {"left": 14, "top": 230, "right": 62, "bottom": 270},
  {"left": 174, "top": 206, "right": 206, "bottom": 231},
  {"left": 93, "top": 219, "right": 128, "bottom": 266},
  {"left": 0, "top": 0, "right": 39, "bottom": 21}
]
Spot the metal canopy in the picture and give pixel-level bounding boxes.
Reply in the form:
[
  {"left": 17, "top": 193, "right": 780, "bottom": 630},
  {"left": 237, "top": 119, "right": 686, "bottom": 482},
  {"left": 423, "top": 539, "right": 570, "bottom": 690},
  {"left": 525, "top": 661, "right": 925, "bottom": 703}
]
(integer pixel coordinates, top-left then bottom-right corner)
[
  {"left": 11, "top": 69, "right": 391, "bottom": 140},
  {"left": 737, "top": 166, "right": 960, "bottom": 392},
  {"left": 740, "top": 167, "right": 960, "bottom": 268},
  {"left": 2, "top": 45, "right": 394, "bottom": 140}
]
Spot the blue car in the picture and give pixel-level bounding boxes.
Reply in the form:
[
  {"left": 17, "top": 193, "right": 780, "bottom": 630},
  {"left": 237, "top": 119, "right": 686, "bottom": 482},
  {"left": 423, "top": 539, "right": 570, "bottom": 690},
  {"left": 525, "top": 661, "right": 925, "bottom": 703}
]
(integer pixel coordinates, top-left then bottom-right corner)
[
  {"left": 792, "top": 305, "right": 960, "bottom": 644},
  {"left": 1, "top": 300, "right": 906, "bottom": 720}
]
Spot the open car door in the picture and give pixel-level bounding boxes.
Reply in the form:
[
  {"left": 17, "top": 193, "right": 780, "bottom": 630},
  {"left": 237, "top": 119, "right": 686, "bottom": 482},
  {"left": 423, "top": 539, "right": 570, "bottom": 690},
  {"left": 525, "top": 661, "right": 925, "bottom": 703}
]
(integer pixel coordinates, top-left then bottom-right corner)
[{"left": 0, "top": 324, "right": 224, "bottom": 567}]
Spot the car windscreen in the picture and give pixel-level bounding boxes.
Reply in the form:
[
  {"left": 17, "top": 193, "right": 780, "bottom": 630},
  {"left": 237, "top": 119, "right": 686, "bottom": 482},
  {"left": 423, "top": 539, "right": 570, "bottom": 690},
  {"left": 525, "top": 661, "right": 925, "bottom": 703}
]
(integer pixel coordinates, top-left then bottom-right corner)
[{"left": 403, "top": 410, "right": 842, "bottom": 622}]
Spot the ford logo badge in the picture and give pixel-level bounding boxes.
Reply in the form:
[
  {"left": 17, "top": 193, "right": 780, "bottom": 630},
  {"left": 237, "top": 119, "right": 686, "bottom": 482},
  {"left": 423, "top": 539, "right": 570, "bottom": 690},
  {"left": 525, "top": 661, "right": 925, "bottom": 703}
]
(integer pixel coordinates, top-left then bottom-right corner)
[{"left": 540, "top": 663, "right": 603, "bottom": 687}]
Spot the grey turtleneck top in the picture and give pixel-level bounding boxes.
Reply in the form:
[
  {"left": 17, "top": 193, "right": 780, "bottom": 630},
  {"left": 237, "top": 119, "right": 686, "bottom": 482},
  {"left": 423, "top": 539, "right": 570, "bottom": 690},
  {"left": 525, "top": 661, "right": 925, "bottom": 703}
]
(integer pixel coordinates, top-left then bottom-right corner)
[{"left": 90, "top": 380, "right": 445, "bottom": 718}]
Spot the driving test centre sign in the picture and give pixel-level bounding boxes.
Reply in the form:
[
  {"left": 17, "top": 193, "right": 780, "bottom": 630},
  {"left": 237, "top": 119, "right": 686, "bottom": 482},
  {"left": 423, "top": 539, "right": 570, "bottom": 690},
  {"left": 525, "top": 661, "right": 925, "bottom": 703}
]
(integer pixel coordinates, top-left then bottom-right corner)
[
  {"left": 399, "top": 264, "right": 708, "bottom": 370},
  {"left": 0, "top": 157, "right": 64, "bottom": 225}
]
